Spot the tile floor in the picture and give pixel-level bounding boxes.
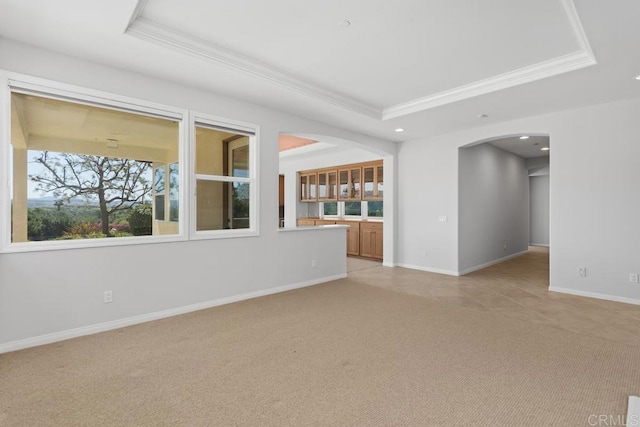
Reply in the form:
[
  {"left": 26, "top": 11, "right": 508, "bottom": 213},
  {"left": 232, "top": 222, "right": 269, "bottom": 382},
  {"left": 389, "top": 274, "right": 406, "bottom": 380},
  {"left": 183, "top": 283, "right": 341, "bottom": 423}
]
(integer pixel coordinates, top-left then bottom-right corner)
[{"left": 348, "top": 247, "right": 640, "bottom": 347}]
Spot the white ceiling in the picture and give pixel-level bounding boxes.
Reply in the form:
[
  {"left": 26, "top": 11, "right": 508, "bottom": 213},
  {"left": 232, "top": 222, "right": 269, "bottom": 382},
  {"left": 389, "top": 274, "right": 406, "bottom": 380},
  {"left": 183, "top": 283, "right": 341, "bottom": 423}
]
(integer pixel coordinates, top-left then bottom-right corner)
[
  {"left": 0, "top": 0, "right": 639, "bottom": 143},
  {"left": 487, "top": 135, "right": 550, "bottom": 159}
]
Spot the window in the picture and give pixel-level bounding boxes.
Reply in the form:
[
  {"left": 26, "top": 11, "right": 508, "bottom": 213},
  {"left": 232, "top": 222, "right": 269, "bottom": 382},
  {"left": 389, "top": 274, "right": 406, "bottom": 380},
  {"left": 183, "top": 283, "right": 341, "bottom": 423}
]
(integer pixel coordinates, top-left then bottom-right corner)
[
  {"left": 2, "top": 75, "right": 261, "bottom": 252},
  {"left": 154, "top": 165, "right": 166, "bottom": 221},
  {"left": 7, "top": 89, "right": 181, "bottom": 247},
  {"left": 344, "top": 201, "right": 362, "bottom": 216},
  {"left": 193, "top": 119, "right": 257, "bottom": 236},
  {"left": 367, "top": 201, "right": 384, "bottom": 218},
  {"left": 168, "top": 163, "right": 179, "bottom": 222},
  {"left": 323, "top": 202, "right": 338, "bottom": 216}
]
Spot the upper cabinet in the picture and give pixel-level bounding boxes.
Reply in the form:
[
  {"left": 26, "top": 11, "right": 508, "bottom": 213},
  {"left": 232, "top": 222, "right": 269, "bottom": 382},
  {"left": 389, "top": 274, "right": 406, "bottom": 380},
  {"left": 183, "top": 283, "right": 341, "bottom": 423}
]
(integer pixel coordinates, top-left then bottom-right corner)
[
  {"left": 300, "top": 172, "right": 317, "bottom": 202},
  {"left": 338, "top": 167, "right": 361, "bottom": 201},
  {"left": 363, "top": 164, "right": 383, "bottom": 200},
  {"left": 299, "top": 160, "right": 382, "bottom": 202},
  {"left": 318, "top": 170, "right": 337, "bottom": 201},
  {"left": 377, "top": 165, "right": 384, "bottom": 199}
]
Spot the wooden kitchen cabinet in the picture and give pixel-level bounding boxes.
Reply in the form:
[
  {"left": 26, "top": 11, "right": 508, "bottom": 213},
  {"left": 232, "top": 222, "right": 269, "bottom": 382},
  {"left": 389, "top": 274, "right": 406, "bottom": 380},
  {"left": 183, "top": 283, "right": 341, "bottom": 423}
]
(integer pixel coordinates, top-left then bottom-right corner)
[
  {"left": 315, "top": 219, "right": 336, "bottom": 225},
  {"left": 297, "top": 218, "right": 316, "bottom": 227},
  {"left": 338, "top": 167, "right": 361, "bottom": 200},
  {"left": 299, "top": 172, "right": 317, "bottom": 201},
  {"left": 335, "top": 220, "right": 360, "bottom": 256},
  {"left": 317, "top": 170, "right": 338, "bottom": 201},
  {"left": 363, "top": 164, "right": 383, "bottom": 200},
  {"left": 359, "top": 222, "right": 383, "bottom": 260}
]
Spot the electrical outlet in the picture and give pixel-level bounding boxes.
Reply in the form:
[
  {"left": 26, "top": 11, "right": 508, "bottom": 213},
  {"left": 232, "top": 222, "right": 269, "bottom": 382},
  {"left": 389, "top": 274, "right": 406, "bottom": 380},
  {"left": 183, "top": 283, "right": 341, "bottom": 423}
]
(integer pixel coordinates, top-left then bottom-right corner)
[
  {"left": 630, "top": 273, "right": 639, "bottom": 283},
  {"left": 103, "top": 290, "right": 113, "bottom": 303},
  {"left": 311, "top": 259, "right": 317, "bottom": 268},
  {"left": 503, "top": 243, "right": 507, "bottom": 251},
  {"left": 420, "top": 250, "right": 427, "bottom": 258},
  {"left": 577, "top": 267, "right": 587, "bottom": 278}
]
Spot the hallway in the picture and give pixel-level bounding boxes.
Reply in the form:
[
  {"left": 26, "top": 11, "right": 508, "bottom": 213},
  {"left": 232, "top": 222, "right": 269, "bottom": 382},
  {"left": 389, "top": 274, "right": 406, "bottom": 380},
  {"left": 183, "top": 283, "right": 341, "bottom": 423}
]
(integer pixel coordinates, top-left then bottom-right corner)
[{"left": 349, "top": 247, "right": 640, "bottom": 347}]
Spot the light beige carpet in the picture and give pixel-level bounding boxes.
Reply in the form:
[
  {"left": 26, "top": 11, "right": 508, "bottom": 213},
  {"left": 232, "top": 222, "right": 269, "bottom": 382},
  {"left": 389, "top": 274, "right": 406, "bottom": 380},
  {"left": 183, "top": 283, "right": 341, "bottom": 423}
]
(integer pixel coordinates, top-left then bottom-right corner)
[{"left": 1, "top": 278, "right": 639, "bottom": 426}]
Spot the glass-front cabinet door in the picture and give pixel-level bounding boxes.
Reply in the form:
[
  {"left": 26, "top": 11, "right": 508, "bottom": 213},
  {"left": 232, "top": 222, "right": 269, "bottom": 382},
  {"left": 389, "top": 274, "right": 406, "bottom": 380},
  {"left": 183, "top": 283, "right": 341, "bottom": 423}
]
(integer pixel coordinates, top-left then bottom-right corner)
[
  {"left": 363, "top": 166, "right": 375, "bottom": 199},
  {"left": 318, "top": 170, "right": 338, "bottom": 201},
  {"left": 299, "top": 172, "right": 317, "bottom": 201},
  {"left": 299, "top": 174, "right": 308, "bottom": 201},
  {"left": 338, "top": 169, "right": 350, "bottom": 201},
  {"left": 349, "top": 167, "right": 361, "bottom": 199},
  {"left": 363, "top": 164, "right": 383, "bottom": 200},
  {"left": 376, "top": 165, "right": 383, "bottom": 199},
  {"left": 327, "top": 170, "right": 337, "bottom": 200},
  {"left": 318, "top": 172, "right": 327, "bottom": 199},
  {"left": 308, "top": 173, "right": 316, "bottom": 200}
]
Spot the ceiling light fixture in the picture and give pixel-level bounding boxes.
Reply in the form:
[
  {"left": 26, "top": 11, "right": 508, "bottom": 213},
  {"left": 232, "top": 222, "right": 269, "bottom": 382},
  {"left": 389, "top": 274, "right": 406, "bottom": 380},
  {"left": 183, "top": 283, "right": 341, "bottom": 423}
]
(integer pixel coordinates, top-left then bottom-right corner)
[
  {"left": 395, "top": 128, "right": 404, "bottom": 132},
  {"left": 338, "top": 20, "right": 351, "bottom": 27},
  {"left": 541, "top": 147, "right": 550, "bottom": 151},
  {"left": 635, "top": 74, "right": 640, "bottom": 80},
  {"left": 519, "top": 136, "right": 529, "bottom": 140},
  {"left": 477, "top": 114, "right": 488, "bottom": 119}
]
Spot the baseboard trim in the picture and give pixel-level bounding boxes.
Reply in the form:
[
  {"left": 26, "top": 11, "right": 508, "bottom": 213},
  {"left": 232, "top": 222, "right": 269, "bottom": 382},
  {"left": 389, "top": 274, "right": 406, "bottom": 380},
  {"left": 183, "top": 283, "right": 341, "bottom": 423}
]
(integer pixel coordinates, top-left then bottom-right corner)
[
  {"left": 530, "top": 243, "right": 550, "bottom": 247},
  {"left": 549, "top": 286, "right": 640, "bottom": 306},
  {"left": 0, "top": 273, "right": 347, "bottom": 355},
  {"left": 396, "top": 263, "right": 460, "bottom": 276},
  {"left": 628, "top": 396, "right": 640, "bottom": 425},
  {"left": 458, "top": 250, "right": 529, "bottom": 276}
]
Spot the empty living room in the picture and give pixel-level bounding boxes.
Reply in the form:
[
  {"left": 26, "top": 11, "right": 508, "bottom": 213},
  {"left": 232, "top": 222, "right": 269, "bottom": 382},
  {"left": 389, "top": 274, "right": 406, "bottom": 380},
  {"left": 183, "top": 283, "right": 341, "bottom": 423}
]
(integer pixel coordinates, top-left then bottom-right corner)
[{"left": 1, "top": 1, "right": 639, "bottom": 425}]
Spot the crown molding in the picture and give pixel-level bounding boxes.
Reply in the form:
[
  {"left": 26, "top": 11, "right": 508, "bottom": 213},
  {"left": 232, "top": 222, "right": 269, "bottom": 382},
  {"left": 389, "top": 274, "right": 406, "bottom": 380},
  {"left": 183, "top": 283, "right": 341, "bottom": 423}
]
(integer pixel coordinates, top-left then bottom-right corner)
[
  {"left": 382, "top": 0, "right": 596, "bottom": 120},
  {"left": 560, "top": 0, "right": 595, "bottom": 59},
  {"left": 382, "top": 50, "right": 596, "bottom": 120},
  {"left": 125, "top": 17, "right": 382, "bottom": 119},
  {"left": 125, "top": 0, "right": 595, "bottom": 121},
  {"left": 123, "top": 0, "right": 149, "bottom": 33}
]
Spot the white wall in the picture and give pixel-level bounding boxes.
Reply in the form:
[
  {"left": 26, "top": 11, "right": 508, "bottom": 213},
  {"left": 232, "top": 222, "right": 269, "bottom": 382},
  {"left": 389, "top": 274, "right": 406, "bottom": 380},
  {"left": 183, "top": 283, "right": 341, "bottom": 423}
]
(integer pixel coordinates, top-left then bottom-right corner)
[
  {"left": 530, "top": 175, "right": 550, "bottom": 246},
  {"left": 0, "top": 39, "right": 396, "bottom": 352},
  {"left": 458, "top": 143, "right": 529, "bottom": 273},
  {"left": 398, "top": 97, "right": 640, "bottom": 304}
]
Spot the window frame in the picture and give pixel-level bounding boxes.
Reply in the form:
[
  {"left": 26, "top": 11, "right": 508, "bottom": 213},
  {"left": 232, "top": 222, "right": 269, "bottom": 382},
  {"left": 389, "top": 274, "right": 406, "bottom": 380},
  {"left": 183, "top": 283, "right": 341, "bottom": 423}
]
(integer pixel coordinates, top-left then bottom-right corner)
[
  {"left": 320, "top": 201, "right": 340, "bottom": 219},
  {"left": 364, "top": 200, "right": 384, "bottom": 220},
  {"left": 1, "top": 74, "right": 189, "bottom": 253},
  {"left": 190, "top": 112, "right": 259, "bottom": 240}
]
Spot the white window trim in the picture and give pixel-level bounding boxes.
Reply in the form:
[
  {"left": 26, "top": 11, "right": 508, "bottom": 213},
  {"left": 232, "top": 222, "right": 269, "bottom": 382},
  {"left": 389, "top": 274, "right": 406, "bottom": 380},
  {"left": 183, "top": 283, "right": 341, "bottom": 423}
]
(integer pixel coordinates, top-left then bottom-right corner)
[
  {"left": 190, "top": 112, "right": 260, "bottom": 240},
  {"left": 0, "top": 72, "right": 190, "bottom": 253},
  {"left": 320, "top": 200, "right": 385, "bottom": 221}
]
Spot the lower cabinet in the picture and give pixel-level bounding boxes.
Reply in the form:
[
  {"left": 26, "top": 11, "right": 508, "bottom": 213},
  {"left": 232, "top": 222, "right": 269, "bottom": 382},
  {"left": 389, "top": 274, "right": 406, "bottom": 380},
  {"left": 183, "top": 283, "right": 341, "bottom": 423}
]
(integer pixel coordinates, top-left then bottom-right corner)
[
  {"left": 360, "top": 222, "right": 383, "bottom": 259},
  {"left": 315, "top": 219, "right": 337, "bottom": 225},
  {"left": 297, "top": 218, "right": 316, "bottom": 227},
  {"left": 296, "top": 218, "right": 383, "bottom": 260},
  {"left": 335, "top": 221, "right": 360, "bottom": 256}
]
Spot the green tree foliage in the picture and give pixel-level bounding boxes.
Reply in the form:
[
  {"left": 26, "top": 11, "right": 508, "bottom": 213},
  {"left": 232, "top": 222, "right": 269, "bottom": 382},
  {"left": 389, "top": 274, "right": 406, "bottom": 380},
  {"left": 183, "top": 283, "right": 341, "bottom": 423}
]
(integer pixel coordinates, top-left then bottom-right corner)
[
  {"left": 127, "top": 205, "right": 152, "bottom": 236},
  {"left": 27, "top": 208, "right": 74, "bottom": 241}
]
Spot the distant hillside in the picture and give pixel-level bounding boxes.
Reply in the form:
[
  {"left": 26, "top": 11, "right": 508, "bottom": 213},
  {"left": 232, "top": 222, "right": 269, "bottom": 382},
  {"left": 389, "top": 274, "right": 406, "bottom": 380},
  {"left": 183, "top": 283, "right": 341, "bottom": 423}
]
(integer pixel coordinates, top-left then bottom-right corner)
[{"left": 28, "top": 197, "right": 98, "bottom": 208}]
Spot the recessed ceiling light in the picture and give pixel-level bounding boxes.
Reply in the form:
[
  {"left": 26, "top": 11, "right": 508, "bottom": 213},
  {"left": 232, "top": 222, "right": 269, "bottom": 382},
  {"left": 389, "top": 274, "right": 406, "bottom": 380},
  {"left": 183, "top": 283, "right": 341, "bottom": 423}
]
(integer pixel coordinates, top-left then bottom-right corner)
[
  {"left": 395, "top": 128, "right": 404, "bottom": 132},
  {"left": 477, "top": 114, "right": 488, "bottom": 119},
  {"left": 541, "top": 147, "right": 550, "bottom": 151},
  {"left": 635, "top": 74, "right": 640, "bottom": 80},
  {"left": 519, "top": 136, "right": 529, "bottom": 140},
  {"left": 338, "top": 20, "right": 351, "bottom": 27}
]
